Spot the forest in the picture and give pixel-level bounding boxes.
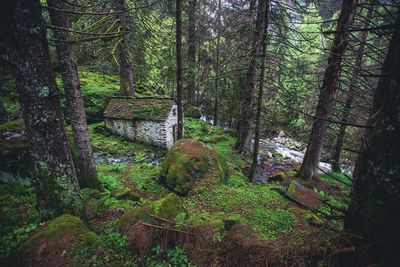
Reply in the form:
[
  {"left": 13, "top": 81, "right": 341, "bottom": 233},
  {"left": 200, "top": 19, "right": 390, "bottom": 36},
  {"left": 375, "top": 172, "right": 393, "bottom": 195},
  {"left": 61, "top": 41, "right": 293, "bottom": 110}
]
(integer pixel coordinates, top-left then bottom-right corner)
[{"left": 0, "top": 0, "right": 399, "bottom": 266}]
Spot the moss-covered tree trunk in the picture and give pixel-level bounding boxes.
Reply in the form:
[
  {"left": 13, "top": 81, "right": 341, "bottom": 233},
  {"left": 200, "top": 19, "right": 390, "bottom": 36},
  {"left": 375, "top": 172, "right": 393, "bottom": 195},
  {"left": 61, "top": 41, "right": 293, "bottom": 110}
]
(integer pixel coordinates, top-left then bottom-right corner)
[
  {"left": 235, "top": 0, "right": 267, "bottom": 153},
  {"left": 115, "top": 0, "right": 135, "bottom": 96},
  {"left": 297, "top": 0, "right": 358, "bottom": 180},
  {"left": 1, "top": 0, "right": 84, "bottom": 220},
  {"left": 344, "top": 9, "right": 400, "bottom": 265},
  {"left": 47, "top": 0, "right": 102, "bottom": 191}
]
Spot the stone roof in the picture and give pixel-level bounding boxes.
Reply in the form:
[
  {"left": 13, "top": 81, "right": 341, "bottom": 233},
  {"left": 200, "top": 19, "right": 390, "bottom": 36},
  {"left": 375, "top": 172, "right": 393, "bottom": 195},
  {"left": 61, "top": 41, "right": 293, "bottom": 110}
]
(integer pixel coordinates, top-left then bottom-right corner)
[{"left": 104, "top": 97, "right": 176, "bottom": 122}]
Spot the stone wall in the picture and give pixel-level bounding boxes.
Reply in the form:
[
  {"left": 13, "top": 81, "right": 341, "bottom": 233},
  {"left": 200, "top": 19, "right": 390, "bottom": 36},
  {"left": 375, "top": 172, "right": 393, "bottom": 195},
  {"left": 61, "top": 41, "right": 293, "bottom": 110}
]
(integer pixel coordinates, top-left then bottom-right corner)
[
  {"left": 104, "top": 103, "right": 178, "bottom": 149},
  {"left": 164, "top": 104, "right": 178, "bottom": 148},
  {"left": 105, "top": 119, "right": 135, "bottom": 139}
]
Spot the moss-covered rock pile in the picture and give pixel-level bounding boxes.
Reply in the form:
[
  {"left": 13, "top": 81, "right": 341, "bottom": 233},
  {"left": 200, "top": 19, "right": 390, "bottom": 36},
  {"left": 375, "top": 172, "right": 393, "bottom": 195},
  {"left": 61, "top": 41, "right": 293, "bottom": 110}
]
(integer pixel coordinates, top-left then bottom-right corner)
[
  {"left": 8, "top": 214, "right": 101, "bottom": 267},
  {"left": 159, "top": 139, "right": 228, "bottom": 196}
]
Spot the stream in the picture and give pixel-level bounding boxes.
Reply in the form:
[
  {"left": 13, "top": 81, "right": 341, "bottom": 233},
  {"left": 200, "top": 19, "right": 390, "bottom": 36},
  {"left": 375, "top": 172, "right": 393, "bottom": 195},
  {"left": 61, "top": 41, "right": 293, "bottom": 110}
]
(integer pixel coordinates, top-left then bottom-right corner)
[{"left": 252, "top": 136, "right": 353, "bottom": 184}]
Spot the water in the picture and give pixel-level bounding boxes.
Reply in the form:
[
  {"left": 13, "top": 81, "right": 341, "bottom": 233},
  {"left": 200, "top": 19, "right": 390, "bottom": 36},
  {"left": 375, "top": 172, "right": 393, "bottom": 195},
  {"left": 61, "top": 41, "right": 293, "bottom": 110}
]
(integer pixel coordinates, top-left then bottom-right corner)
[
  {"left": 251, "top": 137, "right": 353, "bottom": 184},
  {"left": 93, "top": 152, "right": 162, "bottom": 166}
]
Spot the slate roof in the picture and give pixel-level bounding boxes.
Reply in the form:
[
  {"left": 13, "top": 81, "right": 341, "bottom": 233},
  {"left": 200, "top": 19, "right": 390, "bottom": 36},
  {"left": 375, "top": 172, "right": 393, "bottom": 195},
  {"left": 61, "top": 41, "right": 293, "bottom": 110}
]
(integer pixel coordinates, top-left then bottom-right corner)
[{"left": 104, "top": 97, "right": 176, "bottom": 122}]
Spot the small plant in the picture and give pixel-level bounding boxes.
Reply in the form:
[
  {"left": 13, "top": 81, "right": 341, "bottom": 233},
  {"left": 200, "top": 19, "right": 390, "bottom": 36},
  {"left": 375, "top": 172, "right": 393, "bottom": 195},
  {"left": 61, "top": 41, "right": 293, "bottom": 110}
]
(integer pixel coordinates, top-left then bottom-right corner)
[
  {"left": 0, "top": 223, "right": 37, "bottom": 259},
  {"left": 99, "top": 174, "right": 124, "bottom": 190}
]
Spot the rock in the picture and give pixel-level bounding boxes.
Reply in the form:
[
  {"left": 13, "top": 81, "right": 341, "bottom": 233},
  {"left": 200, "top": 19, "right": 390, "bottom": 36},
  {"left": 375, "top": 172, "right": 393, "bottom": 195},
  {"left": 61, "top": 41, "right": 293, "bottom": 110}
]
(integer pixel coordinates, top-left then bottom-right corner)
[
  {"left": 159, "top": 139, "right": 228, "bottom": 196},
  {"left": 111, "top": 188, "right": 141, "bottom": 201},
  {"left": 121, "top": 193, "right": 187, "bottom": 224},
  {"left": 9, "top": 214, "right": 101, "bottom": 267},
  {"left": 268, "top": 172, "right": 286, "bottom": 182},
  {"left": 286, "top": 180, "right": 321, "bottom": 210}
]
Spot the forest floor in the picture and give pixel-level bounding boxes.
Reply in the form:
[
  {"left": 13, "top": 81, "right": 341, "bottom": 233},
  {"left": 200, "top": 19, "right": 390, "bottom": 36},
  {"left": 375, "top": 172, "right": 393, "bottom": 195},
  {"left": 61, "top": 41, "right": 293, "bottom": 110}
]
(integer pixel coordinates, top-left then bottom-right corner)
[
  {"left": 0, "top": 118, "right": 352, "bottom": 266},
  {"left": 0, "top": 70, "right": 353, "bottom": 266}
]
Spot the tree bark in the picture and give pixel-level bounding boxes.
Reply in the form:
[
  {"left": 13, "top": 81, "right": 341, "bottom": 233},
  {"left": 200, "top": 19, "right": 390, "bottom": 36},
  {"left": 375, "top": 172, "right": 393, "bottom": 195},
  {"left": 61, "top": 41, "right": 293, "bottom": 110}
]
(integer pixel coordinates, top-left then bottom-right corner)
[
  {"left": 0, "top": 101, "right": 6, "bottom": 124},
  {"left": 1, "top": 0, "right": 84, "bottom": 220},
  {"left": 249, "top": 0, "right": 270, "bottom": 181},
  {"left": 115, "top": 0, "right": 135, "bottom": 96},
  {"left": 176, "top": 0, "right": 184, "bottom": 139},
  {"left": 235, "top": 0, "right": 267, "bottom": 153},
  {"left": 344, "top": 9, "right": 400, "bottom": 265},
  {"left": 48, "top": 0, "right": 102, "bottom": 191},
  {"left": 187, "top": 0, "right": 196, "bottom": 105},
  {"left": 297, "top": 0, "right": 358, "bottom": 180},
  {"left": 213, "top": 0, "right": 221, "bottom": 126},
  {"left": 331, "top": 7, "right": 373, "bottom": 173}
]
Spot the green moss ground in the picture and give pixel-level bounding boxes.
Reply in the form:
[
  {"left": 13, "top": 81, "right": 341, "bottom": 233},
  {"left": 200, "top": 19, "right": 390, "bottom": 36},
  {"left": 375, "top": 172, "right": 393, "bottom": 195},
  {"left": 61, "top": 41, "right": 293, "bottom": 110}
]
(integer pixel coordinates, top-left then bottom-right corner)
[{"left": 1, "top": 118, "right": 348, "bottom": 265}]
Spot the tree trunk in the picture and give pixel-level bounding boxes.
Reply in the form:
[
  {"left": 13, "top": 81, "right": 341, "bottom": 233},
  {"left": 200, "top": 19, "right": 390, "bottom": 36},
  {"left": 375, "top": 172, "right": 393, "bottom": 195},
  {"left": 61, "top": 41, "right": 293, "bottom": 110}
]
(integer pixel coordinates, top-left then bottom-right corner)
[
  {"left": 249, "top": 0, "right": 270, "bottom": 181},
  {"left": 213, "top": 0, "right": 221, "bottom": 126},
  {"left": 331, "top": 7, "right": 372, "bottom": 173},
  {"left": 115, "top": 0, "right": 135, "bottom": 96},
  {"left": 0, "top": 101, "right": 6, "bottom": 124},
  {"left": 297, "top": 0, "right": 358, "bottom": 180},
  {"left": 1, "top": 0, "right": 84, "bottom": 220},
  {"left": 187, "top": 0, "right": 196, "bottom": 105},
  {"left": 235, "top": 0, "right": 267, "bottom": 153},
  {"left": 344, "top": 9, "right": 400, "bottom": 265},
  {"left": 48, "top": 0, "right": 102, "bottom": 191},
  {"left": 176, "top": 0, "right": 184, "bottom": 139}
]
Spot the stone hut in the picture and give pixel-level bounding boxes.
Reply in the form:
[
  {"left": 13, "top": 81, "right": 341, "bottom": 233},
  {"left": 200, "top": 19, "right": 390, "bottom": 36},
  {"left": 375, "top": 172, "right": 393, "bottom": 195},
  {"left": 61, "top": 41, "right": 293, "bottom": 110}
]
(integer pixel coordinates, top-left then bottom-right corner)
[{"left": 104, "top": 97, "right": 178, "bottom": 148}]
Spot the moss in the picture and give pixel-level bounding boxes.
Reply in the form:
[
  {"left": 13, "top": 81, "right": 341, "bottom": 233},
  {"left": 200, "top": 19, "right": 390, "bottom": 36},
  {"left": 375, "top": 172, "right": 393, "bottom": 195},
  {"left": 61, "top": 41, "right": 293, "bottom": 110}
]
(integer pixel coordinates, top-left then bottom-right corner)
[
  {"left": 111, "top": 188, "right": 141, "bottom": 201},
  {"left": 13, "top": 215, "right": 101, "bottom": 266},
  {"left": 185, "top": 183, "right": 293, "bottom": 240},
  {"left": 159, "top": 139, "right": 228, "bottom": 196},
  {"left": 268, "top": 172, "right": 286, "bottom": 182},
  {"left": 105, "top": 97, "right": 174, "bottom": 121},
  {"left": 23, "top": 215, "right": 99, "bottom": 248},
  {"left": 0, "top": 119, "right": 25, "bottom": 134},
  {"left": 122, "top": 163, "right": 168, "bottom": 195},
  {"left": 80, "top": 188, "right": 103, "bottom": 200},
  {"left": 121, "top": 193, "right": 187, "bottom": 224}
]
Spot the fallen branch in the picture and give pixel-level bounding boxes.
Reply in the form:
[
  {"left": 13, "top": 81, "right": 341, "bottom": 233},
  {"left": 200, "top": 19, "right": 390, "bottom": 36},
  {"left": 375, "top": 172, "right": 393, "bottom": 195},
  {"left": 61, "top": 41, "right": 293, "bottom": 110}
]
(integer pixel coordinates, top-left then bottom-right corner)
[{"left": 140, "top": 222, "right": 199, "bottom": 236}]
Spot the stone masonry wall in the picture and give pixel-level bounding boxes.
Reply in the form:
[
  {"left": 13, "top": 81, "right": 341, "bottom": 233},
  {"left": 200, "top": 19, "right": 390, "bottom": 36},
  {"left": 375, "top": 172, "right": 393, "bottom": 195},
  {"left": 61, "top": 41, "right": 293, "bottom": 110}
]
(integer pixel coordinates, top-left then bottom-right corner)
[{"left": 105, "top": 104, "right": 178, "bottom": 149}]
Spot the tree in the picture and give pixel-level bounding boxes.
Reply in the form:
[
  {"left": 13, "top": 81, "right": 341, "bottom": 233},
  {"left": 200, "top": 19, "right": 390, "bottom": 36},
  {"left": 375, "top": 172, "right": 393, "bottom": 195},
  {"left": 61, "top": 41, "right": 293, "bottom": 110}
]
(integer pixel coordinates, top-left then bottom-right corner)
[
  {"left": 0, "top": 0, "right": 84, "bottom": 220},
  {"left": 0, "top": 101, "right": 6, "bottom": 123},
  {"left": 235, "top": 0, "right": 268, "bottom": 153},
  {"left": 213, "top": 0, "right": 221, "bottom": 126},
  {"left": 176, "top": 0, "right": 184, "bottom": 139},
  {"left": 249, "top": 0, "right": 270, "bottom": 181},
  {"left": 47, "top": 0, "right": 102, "bottom": 190},
  {"left": 187, "top": 0, "right": 197, "bottom": 105},
  {"left": 330, "top": 7, "right": 373, "bottom": 173},
  {"left": 297, "top": 0, "right": 359, "bottom": 180},
  {"left": 344, "top": 8, "right": 400, "bottom": 265},
  {"left": 115, "top": 0, "right": 135, "bottom": 96}
]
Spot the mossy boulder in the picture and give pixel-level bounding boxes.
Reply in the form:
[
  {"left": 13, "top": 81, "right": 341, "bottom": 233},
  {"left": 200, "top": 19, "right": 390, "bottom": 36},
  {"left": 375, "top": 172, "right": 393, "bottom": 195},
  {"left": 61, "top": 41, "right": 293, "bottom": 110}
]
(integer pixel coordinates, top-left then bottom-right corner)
[
  {"left": 159, "top": 139, "right": 228, "bottom": 196},
  {"left": 111, "top": 188, "right": 141, "bottom": 201},
  {"left": 268, "top": 172, "right": 286, "bottom": 182},
  {"left": 11, "top": 214, "right": 101, "bottom": 267},
  {"left": 121, "top": 193, "right": 187, "bottom": 225}
]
